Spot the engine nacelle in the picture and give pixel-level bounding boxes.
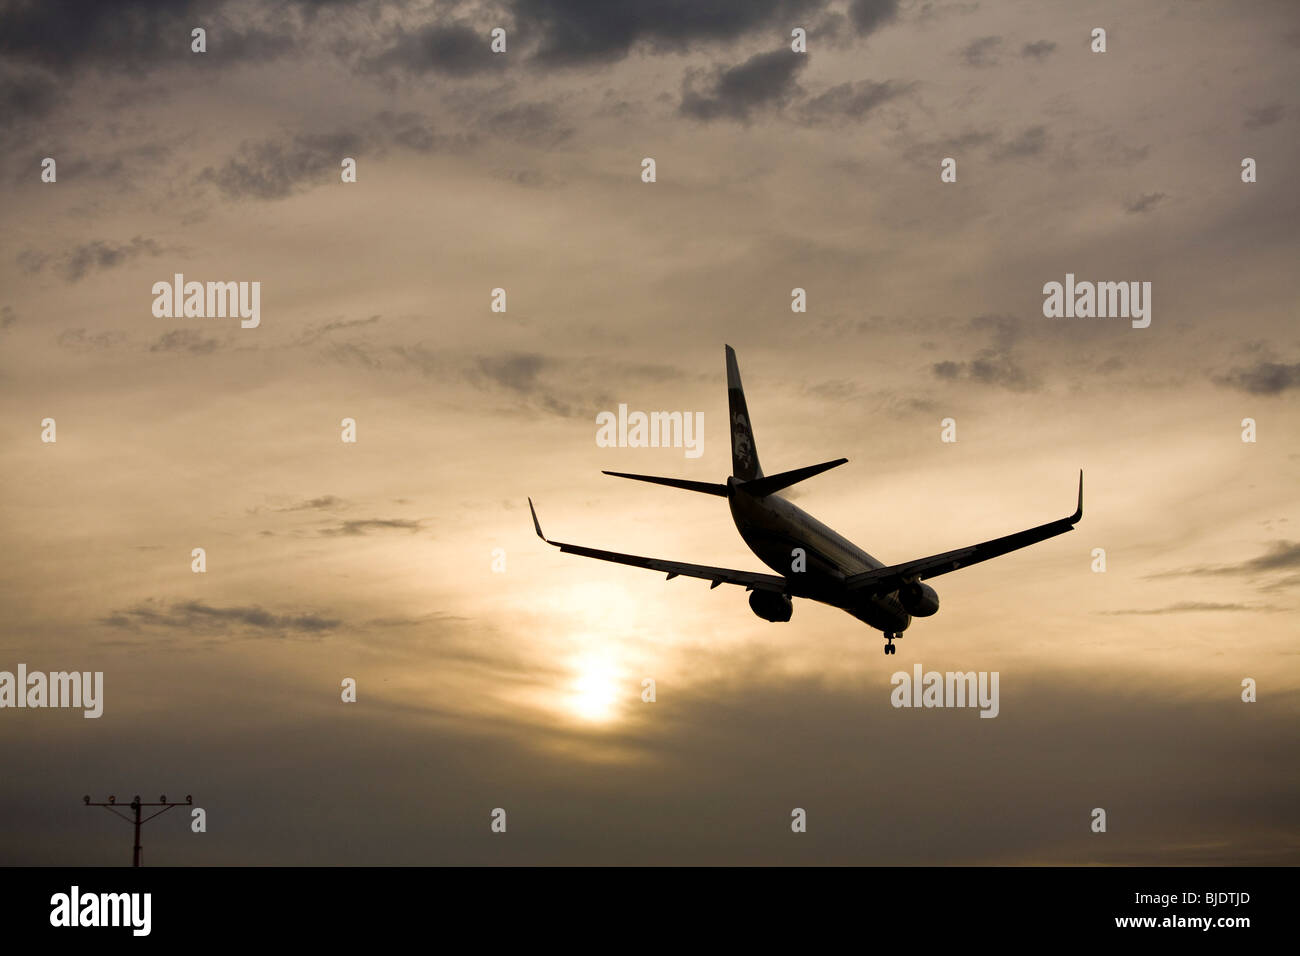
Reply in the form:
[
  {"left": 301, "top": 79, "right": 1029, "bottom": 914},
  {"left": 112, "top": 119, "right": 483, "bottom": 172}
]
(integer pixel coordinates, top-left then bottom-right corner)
[
  {"left": 899, "top": 581, "right": 940, "bottom": 617},
  {"left": 748, "top": 590, "right": 793, "bottom": 623}
]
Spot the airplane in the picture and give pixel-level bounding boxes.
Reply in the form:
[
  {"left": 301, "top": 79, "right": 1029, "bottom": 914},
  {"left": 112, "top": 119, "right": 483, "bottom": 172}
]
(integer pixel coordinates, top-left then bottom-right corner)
[{"left": 528, "top": 345, "right": 1082, "bottom": 654}]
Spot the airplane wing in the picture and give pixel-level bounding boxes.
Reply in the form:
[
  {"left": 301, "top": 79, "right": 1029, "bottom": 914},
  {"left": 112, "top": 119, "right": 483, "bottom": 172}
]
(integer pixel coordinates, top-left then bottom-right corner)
[
  {"left": 844, "top": 471, "right": 1084, "bottom": 595},
  {"left": 528, "top": 498, "right": 789, "bottom": 593}
]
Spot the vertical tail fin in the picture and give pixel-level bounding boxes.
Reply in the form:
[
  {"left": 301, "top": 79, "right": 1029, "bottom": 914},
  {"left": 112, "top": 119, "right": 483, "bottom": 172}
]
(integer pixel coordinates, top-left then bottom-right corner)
[{"left": 725, "top": 345, "right": 763, "bottom": 480}]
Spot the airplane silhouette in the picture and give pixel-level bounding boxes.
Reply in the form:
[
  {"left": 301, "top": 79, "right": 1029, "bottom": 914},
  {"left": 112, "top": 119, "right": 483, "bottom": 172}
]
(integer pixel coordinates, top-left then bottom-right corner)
[{"left": 529, "top": 345, "right": 1082, "bottom": 654}]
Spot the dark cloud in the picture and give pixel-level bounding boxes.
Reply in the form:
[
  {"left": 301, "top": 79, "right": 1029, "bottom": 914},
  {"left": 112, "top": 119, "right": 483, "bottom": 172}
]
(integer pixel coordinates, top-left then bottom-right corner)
[
  {"left": 362, "top": 22, "right": 501, "bottom": 77},
  {"left": 199, "top": 132, "right": 363, "bottom": 201},
  {"left": 7, "top": 662, "right": 1299, "bottom": 864},
  {"left": 467, "top": 352, "right": 577, "bottom": 416},
  {"left": 55, "top": 328, "right": 127, "bottom": 352},
  {"left": 0, "top": 305, "right": 14, "bottom": 330},
  {"left": 100, "top": 599, "right": 340, "bottom": 635},
  {"left": 931, "top": 350, "right": 1040, "bottom": 392},
  {"left": 1215, "top": 361, "right": 1300, "bottom": 395},
  {"left": 990, "top": 125, "right": 1047, "bottom": 161},
  {"left": 801, "top": 79, "right": 911, "bottom": 124},
  {"left": 61, "top": 236, "right": 163, "bottom": 281},
  {"left": 479, "top": 102, "right": 574, "bottom": 147},
  {"left": 0, "top": 0, "right": 297, "bottom": 75},
  {"left": 15, "top": 249, "right": 48, "bottom": 274},
  {"left": 960, "top": 35, "right": 1002, "bottom": 67},
  {"left": 319, "top": 518, "right": 423, "bottom": 537},
  {"left": 19, "top": 236, "right": 163, "bottom": 283},
  {"left": 516, "top": 0, "right": 828, "bottom": 66},
  {"left": 931, "top": 315, "right": 1039, "bottom": 392},
  {"left": 0, "top": 64, "right": 64, "bottom": 128},
  {"left": 297, "top": 314, "right": 381, "bottom": 346},
  {"left": 848, "top": 0, "right": 900, "bottom": 35},
  {"left": 1021, "top": 40, "right": 1056, "bottom": 59},
  {"left": 1102, "top": 601, "right": 1274, "bottom": 616},
  {"left": 16, "top": 143, "right": 173, "bottom": 187},
  {"left": 1124, "top": 191, "right": 1166, "bottom": 214},
  {"left": 149, "top": 329, "right": 219, "bottom": 354},
  {"left": 1093, "top": 134, "right": 1149, "bottom": 167},
  {"left": 1243, "top": 104, "right": 1284, "bottom": 129},
  {"left": 1147, "top": 541, "right": 1300, "bottom": 580},
  {"left": 475, "top": 353, "right": 548, "bottom": 393},
  {"left": 281, "top": 495, "right": 345, "bottom": 512},
  {"left": 902, "top": 127, "right": 998, "bottom": 163},
  {"left": 680, "top": 50, "right": 806, "bottom": 122}
]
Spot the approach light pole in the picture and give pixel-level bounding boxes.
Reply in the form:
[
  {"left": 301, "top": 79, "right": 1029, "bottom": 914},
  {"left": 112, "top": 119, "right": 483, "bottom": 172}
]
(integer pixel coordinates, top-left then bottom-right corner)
[{"left": 83, "top": 794, "right": 192, "bottom": 866}]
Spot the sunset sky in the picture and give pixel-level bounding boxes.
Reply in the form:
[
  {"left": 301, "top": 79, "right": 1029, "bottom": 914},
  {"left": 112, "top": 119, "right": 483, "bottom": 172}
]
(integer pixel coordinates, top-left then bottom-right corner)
[{"left": 1, "top": 0, "right": 1297, "bottom": 864}]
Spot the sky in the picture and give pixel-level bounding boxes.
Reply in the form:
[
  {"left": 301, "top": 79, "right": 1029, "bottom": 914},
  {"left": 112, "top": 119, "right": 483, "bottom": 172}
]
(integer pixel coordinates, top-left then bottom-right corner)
[{"left": 0, "top": 0, "right": 1297, "bottom": 865}]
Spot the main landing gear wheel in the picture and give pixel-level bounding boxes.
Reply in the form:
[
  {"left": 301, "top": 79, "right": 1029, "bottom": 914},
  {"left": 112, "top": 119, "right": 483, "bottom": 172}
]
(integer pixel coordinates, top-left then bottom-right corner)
[{"left": 883, "top": 632, "right": 899, "bottom": 655}]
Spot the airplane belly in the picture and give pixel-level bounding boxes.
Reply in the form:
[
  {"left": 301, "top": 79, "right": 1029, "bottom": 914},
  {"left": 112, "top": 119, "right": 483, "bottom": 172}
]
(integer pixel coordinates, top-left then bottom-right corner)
[{"left": 849, "top": 595, "right": 911, "bottom": 633}]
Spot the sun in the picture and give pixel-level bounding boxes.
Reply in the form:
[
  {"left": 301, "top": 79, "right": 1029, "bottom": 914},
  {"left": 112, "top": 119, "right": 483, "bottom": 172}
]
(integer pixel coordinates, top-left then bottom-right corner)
[{"left": 568, "top": 656, "right": 621, "bottom": 723}]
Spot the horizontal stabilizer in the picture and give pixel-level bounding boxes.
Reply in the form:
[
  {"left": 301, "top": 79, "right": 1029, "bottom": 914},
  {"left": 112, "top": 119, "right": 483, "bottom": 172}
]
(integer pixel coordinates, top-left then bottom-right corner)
[
  {"left": 737, "top": 458, "right": 848, "bottom": 497},
  {"left": 601, "top": 471, "right": 729, "bottom": 496}
]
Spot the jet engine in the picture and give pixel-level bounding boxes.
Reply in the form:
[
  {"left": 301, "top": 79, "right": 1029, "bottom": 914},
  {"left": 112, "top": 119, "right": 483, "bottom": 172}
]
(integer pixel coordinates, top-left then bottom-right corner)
[
  {"left": 748, "top": 590, "right": 793, "bottom": 623},
  {"left": 899, "top": 581, "right": 940, "bottom": 617}
]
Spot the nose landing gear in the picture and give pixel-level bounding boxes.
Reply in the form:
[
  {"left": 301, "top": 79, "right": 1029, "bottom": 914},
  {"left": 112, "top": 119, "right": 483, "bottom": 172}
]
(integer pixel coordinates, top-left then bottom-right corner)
[{"left": 883, "top": 632, "right": 899, "bottom": 655}]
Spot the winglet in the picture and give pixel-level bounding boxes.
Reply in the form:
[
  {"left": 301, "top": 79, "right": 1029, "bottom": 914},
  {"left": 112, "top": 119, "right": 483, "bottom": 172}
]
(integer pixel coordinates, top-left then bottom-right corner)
[
  {"left": 1071, "top": 471, "right": 1084, "bottom": 523},
  {"left": 528, "top": 497, "right": 547, "bottom": 541}
]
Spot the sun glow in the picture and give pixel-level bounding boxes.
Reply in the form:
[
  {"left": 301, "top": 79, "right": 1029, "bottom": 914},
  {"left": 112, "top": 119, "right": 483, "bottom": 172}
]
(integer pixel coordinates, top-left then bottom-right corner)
[{"left": 568, "top": 655, "right": 621, "bottom": 723}]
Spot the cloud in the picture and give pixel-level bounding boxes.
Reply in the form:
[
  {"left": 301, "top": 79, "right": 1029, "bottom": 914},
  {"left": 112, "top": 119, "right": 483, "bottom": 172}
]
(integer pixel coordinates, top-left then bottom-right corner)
[
  {"left": 55, "top": 328, "right": 127, "bottom": 352},
  {"left": 680, "top": 49, "right": 806, "bottom": 122},
  {"left": 362, "top": 23, "right": 501, "bottom": 77},
  {"left": 1243, "top": 104, "right": 1284, "bottom": 129},
  {"left": 848, "top": 0, "right": 900, "bottom": 35},
  {"left": 0, "top": 0, "right": 297, "bottom": 75},
  {"left": 20, "top": 236, "right": 164, "bottom": 283},
  {"left": 10, "top": 660, "right": 1300, "bottom": 864},
  {"left": 149, "top": 329, "right": 219, "bottom": 354},
  {"left": 960, "top": 35, "right": 1002, "bottom": 67},
  {"left": 1021, "top": 40, "right": 1057, "bottom": 59},
  {"left": 296, "top": 314, "right": 381, "bottom": 346},
  {"left": 100, "top": 599, "right": 340, "bottom": 635},
  {"left": 1215, "top": 361, "right": 1300, "bottom": 395},
  {"left": 280, "top": 496, "right": 345, "bottom": 512},
  {"left": 516, "top": 0, "right": 830, "bottom": 66},
  {"left": 991, "top": 125, "right": 1047, "bottom": 161},
  {"left": 0, "top": 305, "right": 14, "bottom": 331},
  {"left": 931, "top": 315, "right": 1040, "bottom": 392},
  {"left": 1125, "top": 192, "right": 1166, "bottom": 214},
  {"left": 1146, "top": 541, "right": 1300, "bottom": 580},
  {"left": 904, "top": 126, "right": 1050, "bottom": 165},
  {"left": 0, "top": 64, "right": 64, "bottom": 128},
  {"left": 931, "top": 351, "right": 1040, "bottom": 391},
  {"left": 319, "top": 518, "right": 424, "bottom": 537},
  {"left": 15, "top": 249, "right": 48, "bottom": 274},
  {"left": 199, "top": 131, "right": 363, "bottom": 201},
  {"left": 801, "top": 79, "right": 912, "bottom": 124},
  {"left": 902, "top": 127, "right": 998, "bottom": 162},
  {"left": 370, "top": 111, "right": 473, "bottom": 154},
  {"left": 63, "top": 236, "right": 163, "bottom": 281},
  {"left": 1101, "top": 601, "right": 1275, "bottom": 615},
  {"left": 474, "top": 352, "right": 548, "bottom": 393},
  {"left": 479, "top": 101, "right": 574, "bottom": 147}
]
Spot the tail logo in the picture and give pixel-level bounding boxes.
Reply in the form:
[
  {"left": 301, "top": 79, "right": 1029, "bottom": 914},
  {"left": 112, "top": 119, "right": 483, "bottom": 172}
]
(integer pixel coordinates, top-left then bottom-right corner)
[{"left": 732, "top": 412, "right": 755, "bottom": 470}]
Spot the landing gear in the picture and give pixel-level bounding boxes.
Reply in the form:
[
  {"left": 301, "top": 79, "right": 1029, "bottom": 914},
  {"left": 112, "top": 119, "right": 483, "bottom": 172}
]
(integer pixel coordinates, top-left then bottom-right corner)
[{"left": 883, "top": 632, "right": 899, "bottom": 655}]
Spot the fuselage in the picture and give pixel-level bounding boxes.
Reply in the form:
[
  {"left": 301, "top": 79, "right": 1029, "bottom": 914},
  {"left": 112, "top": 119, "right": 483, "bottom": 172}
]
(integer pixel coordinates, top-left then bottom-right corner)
[{"left": 725, "top": 477, "right": 912, "bottom": 633}]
